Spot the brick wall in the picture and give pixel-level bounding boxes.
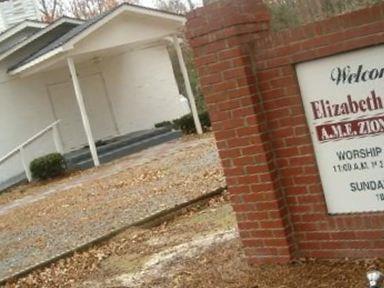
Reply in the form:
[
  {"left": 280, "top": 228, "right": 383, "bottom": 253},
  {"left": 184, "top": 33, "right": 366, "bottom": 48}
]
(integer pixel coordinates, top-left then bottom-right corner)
[{"left": 187, "top": 0, "right": 384, "bottom": 264}]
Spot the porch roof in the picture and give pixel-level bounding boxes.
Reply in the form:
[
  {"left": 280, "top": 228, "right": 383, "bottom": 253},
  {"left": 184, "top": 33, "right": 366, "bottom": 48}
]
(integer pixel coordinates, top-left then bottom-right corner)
[
  {"left": 8, "top": 3, "right": 186, "bottom": 75},
  {"left": 0, "top": 20, "right": 47, "bottom": 44},
  {"left": 0, "top": 17, "right": 84, "bottom": 61}
]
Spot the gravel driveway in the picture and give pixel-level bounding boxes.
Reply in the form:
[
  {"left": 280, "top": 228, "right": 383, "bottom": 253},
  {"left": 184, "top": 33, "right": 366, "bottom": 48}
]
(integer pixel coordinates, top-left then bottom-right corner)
[{"left": 0, "top": 134, "right": 225, "bottom": 282}]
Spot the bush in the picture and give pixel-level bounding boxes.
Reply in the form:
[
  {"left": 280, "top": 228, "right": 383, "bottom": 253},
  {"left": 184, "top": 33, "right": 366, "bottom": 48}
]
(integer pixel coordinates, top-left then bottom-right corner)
[
  {"left": 154, "top": 121, "right": 173, "bottom": 128},
  {"left": 30, "top": 153, "right": 67, "bottom": 180},
  {"left": 198, "top": 111, "right": 211, "bottom": 128},
  {"left": 173, "top": 114, "right": 195, "bottom": 134},
  {"left": 173, "top": 111, "right": 211, "bottom": 135}
]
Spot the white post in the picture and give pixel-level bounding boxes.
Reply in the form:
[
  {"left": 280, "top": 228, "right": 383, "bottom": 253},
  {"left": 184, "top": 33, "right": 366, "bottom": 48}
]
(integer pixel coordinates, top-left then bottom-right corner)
[
  {"left": 20, "top": 146, "right": 32, "bottom": 182},
  {"left": 67, "top": 57, "right": 100, "bottom": 167},
  {"left": 52, "top": 124, "right": 64, "bottom": 154},
  {"left": 172, "top": 35, "right": 203, "bottom": 135}
]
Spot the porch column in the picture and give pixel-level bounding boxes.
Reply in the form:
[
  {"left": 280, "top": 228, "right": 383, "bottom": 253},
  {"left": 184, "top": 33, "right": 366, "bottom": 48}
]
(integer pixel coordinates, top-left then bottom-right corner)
[
  {"left": 172, "top": 35, "right": 203, "bottom": 135},
  {"left": 67, "top": 57, "right": 100, "bottom": 167}
]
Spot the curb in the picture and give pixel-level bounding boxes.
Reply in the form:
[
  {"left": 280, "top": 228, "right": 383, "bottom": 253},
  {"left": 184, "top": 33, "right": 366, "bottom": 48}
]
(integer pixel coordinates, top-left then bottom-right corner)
[{"left": 0, "top": 187, "right": 226, "bottom": 285}]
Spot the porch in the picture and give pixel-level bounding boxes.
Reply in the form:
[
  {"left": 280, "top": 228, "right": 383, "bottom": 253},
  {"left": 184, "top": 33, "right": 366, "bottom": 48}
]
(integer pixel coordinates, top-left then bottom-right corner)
[
  {"left": 0, "top": 4, "right": 202, "bottom": 189},
  {"left": 65, "top": 127, "right": 182, "bottom": 170},
  {"left": 0, "top": 127, "right": 182, "bottom": 190}
]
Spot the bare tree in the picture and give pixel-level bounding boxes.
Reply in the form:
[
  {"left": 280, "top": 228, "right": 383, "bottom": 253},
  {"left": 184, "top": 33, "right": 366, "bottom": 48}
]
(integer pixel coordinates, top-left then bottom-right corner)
[
  {"left": 38, "top": 0, "right": 140, "bottom": 22},
  {"left": 69, "top": 0, "right": 116, "bottom": 19},
  {"left": 39, "top": 0, "right": 64, "bottom": 22},
  {"left": 156, "top": 0, "right": 188, "bottom": 14},
  {"left": 69, "top": 0, "right": 139, "bottom": 20},
  {"left": 202, "top": 0, "right": 219, "bottom": 4},
  {"left": 185, "top": 0, "right": 195, "bottom": 10},
  {"left": 265, "top": 0, "right": 384, "bottom": 30}
]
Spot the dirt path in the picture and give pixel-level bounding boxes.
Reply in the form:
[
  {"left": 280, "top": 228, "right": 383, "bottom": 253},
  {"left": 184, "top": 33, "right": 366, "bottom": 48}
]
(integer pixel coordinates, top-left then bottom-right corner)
[
  {"left": 5, "top": 197, "right": 383, "bottom": 288},
  {"left": 0, "top": 135, "right": 225, "bottom": 282},
  {"left": 5, "top": 196, "right": 242, "bottom": 288},
  {"left": 81, "top": 200, "right": 239, "bottom": 288}
]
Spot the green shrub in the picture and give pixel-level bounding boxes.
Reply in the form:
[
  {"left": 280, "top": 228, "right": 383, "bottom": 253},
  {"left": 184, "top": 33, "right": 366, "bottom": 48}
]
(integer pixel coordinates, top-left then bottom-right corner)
[
  {"left": 198, "top": 111, "right": 211, "bottom": 128},
  {"left": 30, "top": 153, "right": 67, "bottom": 180},
  {"left": 95, "top": 140, "right": 108, "bottom": 147},
  {"left": 173, "top": 114, "right": 195, "bottom": 134},
  {"left": 154, "top": 121, "right": 173, "bottom": 128},
  {"left": 173, "top": 111, "right": 211, "bottom": 135}
]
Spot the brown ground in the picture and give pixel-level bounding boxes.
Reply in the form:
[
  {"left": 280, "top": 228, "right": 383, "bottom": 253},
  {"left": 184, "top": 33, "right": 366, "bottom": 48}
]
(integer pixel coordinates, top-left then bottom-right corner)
[
  {"left": 0, "top": 134, "right": 225, "bottom": 281},
  {"left": 5, "top": 195, "right": 383, "bottom": 288},
  {"left": 0, "top": 134, "right": 214, "bottom": 207},
  {"left": 0, "top": 170, "right": 84, "bottom": 206}
]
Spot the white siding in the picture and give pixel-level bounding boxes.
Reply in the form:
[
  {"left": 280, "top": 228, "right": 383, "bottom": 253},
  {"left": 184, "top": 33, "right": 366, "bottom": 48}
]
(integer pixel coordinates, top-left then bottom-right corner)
[
  {"left": 0, "top": 0, "right": 40, "bottom": 31},
  {"left": 47, "top": 73, "right": 118, "bottom": 151},
  {"left": 0, "top": 73, "right": 57, "bottom": 184},
  {"left": 100, "top": 46, "right": 187, "bottom": 135}
]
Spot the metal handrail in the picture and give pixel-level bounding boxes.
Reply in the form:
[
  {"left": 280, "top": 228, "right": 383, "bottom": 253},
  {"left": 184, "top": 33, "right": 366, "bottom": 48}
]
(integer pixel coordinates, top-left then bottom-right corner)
[{"left": 0, "top": 120, "right": 63, "bottom": 182}]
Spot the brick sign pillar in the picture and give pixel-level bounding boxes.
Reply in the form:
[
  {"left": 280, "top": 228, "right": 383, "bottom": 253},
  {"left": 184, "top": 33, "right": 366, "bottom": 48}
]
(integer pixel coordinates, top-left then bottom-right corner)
[{"left": 187, "top": 0, "right": 296, "bottom": 264}]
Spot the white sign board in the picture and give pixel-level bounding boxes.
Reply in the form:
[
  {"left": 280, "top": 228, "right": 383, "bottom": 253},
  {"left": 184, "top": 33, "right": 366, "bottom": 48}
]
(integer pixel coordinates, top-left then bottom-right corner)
[{"left": 296, "top": 45, "right": 384, "bottom": 214}]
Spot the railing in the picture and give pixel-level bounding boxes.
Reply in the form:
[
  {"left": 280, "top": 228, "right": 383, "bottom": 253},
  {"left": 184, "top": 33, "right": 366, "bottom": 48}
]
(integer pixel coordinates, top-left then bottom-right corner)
[{"left": 0, "top": 120, "right": 63, "bottom": 182}]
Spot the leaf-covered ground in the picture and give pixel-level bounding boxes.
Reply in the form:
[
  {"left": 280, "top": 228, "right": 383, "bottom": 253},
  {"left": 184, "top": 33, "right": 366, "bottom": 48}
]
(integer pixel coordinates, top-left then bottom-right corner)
[
  {"left": 0, "top": 134, "right": 225, "bottom": 282},
  {"left": 5, "top": 196, "right": 383, "bottom": 288}
]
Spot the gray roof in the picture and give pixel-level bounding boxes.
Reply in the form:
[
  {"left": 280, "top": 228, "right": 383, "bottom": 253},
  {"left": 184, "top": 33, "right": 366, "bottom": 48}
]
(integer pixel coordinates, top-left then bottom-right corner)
[
  {"left": 0, "top": 19, "right": 45, "bottom": 38},
  {"left": 8, "top": 14, "right": 104, "bottom": 72},
  {"left": 1, "top": 17, "right": 81, "bottom": 56},
  {"left": 8, "top": 3, "right": 184, "bottom": 72},
  {"left": 0, "top": 26, "right": 41, "bottom": 54}
]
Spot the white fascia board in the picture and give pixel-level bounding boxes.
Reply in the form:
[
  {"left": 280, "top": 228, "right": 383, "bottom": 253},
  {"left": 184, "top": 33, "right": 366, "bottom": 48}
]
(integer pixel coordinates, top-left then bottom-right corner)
[
  {"left": 0, "top": 20, "right": 47, "bottom": 44},
  {"left": 63, "top": 5, "right": 186, "bottom": 50},
  {"left": 0, "top": 18, "right": 83, "bottom": 61},
  {"left": 9, "top": 46, "right": 64, "bottom": 75},
  {"left": 120, "top": 5, "right": 186, "bottom": 23}
]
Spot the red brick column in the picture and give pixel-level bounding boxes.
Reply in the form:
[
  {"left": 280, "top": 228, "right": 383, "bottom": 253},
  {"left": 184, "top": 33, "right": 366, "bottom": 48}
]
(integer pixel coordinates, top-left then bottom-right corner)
[{"left": 186, "top": 0, "right": 296, "bottom": 264}]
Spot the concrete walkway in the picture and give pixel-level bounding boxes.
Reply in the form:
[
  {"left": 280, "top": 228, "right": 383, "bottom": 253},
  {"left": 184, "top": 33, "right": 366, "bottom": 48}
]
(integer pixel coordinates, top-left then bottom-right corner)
[{"left": 0, "top": 135, "right": 225, "bottom": 282}]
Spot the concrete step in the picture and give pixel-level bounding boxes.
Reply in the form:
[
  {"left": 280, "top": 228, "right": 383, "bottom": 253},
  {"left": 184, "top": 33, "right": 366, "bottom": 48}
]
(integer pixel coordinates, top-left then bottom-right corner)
[
  {"left": 65, "top": 127, "right": 173, "bottom": 165},
  {"left": 0, "top": 173, "right": 27, "bottom": 193},
  {"left": 67, "top": 130, "right": 182, "bottom": 170}
]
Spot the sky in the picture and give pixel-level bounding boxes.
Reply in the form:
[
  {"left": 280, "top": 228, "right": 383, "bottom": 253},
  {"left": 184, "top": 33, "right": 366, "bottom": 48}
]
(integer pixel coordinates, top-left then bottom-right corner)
[{"left": 140, "top": 0, "right": 156, "bottom": 7}]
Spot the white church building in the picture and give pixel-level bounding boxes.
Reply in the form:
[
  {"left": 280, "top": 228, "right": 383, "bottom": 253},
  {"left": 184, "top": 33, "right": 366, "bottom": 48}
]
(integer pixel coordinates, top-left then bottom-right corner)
[
  {"left": 0, "top": 0, "right": 40, "bottom": 31},
  {"left": 0, "top": 3, "right": 202, "bottom": 189}
]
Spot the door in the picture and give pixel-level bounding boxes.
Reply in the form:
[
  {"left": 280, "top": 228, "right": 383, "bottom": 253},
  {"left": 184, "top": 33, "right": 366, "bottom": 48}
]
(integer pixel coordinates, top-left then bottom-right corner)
[{"left": 48, "top": 73, "right": 117, "bottom": 151}]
